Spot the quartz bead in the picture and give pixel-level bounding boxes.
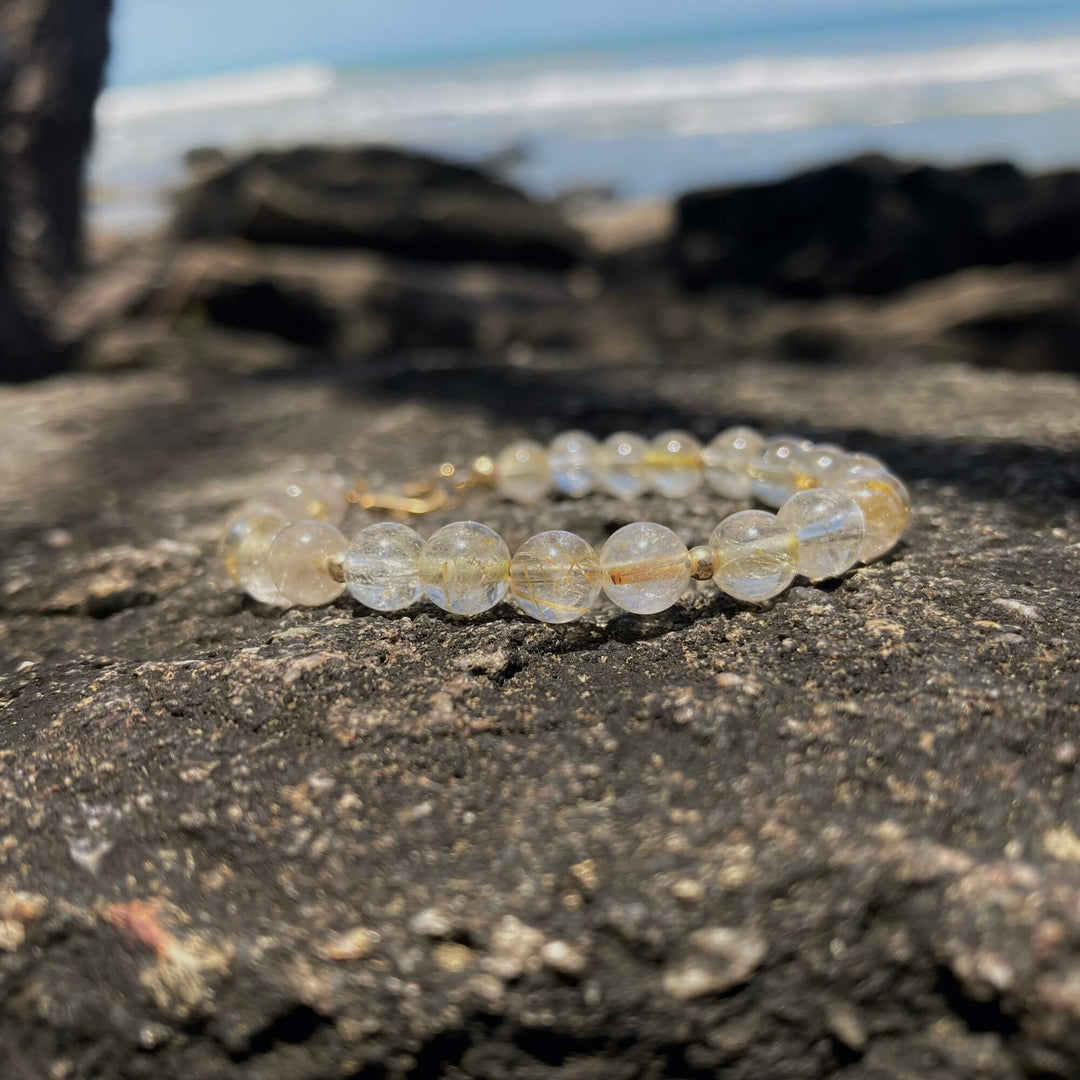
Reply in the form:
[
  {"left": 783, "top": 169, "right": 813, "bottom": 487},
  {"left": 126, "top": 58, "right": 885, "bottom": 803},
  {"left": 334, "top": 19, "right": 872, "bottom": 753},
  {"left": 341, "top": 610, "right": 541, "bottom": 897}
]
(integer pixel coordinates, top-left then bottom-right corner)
[
  {"left": 494, "top": 440, "right": 552, "bottom": 505},
  {"left": 645, "top": 430, "right": 703, "bottom": 498},
  {"left": 228, "top": 506, "right": 291, "bottom": 605},
  {"left": 748, "top": 436, "right": 811, "bottom": 508},
  {"left": 267, "top": 473, "right": 349, "bottom": 525},
  {"left": 777, "top": 489, "right": 867, "bottom": 581},
  {"left": 594, "top": 432, "right": 649, "bottom": 500},
  {"left": 510, "top": 530, "right": 602, "bottom": 623},
  {"left": 343, "top": 522, "right": 424, "bottom": 611},
  {"left": 222, "top": 500, "right": 287, "bottom": 584},
  {"left": 709, "top": 510, "right": 799, "bottom": 603},
  {"left": 268, "top": 520, "right": 348, "bottom": 606},
  {"left": 835, "top": 469, "right": 911, "bottom": 562},
  {"left": 825, "top": 451, "right": 887, "bottom": 487},
  {"left": 548, "top": 430, "right": 597, "bottom": 498},
  {"left": 793, "top": 443, "right": 845, "bottom": 488},
  {"left": 418, "top": 521, "right": 510, "bottom": 616},
  {"left": 702, "top": 426, "right": 763, "bottom": 499},
  {"left": 600, "top": 522, "right": 691, "bottom": 614}
]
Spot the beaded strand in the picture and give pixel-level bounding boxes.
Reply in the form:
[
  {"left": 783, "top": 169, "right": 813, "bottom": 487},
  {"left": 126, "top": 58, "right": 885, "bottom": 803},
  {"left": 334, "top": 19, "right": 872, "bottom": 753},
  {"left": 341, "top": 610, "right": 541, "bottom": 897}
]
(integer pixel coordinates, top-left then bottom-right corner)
[{"left": 221, "top": 428, "right": 911, "bottom": 622}]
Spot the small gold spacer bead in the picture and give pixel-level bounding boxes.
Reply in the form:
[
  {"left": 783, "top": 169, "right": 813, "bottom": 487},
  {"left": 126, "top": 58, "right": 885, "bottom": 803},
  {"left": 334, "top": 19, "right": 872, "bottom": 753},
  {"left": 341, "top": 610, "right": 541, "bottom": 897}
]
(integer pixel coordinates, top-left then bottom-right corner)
[
  {"left": 327, "top": 555, "right": 346, "bottom": 584},
  {"left": 688, "top": 545, "right": 716, "bottom": 581},
  {"left": 471, "top": 456, "right": 496, "bottom": 485}
]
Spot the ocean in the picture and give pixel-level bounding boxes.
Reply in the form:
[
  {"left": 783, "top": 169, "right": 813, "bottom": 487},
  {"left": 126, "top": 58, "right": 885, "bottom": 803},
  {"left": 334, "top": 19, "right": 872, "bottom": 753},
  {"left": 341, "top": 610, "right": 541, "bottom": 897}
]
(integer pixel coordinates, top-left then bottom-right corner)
[{"left": 91, "top": 2, "right": 1080, "bottom": 234}]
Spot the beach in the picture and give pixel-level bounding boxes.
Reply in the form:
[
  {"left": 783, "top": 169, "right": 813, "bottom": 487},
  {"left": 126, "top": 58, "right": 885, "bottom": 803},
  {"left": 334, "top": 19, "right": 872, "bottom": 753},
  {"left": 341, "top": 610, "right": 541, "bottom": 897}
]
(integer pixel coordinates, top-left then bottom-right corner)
[{"left": 92, "top": 4, "right": 1080, "bottom": 235}]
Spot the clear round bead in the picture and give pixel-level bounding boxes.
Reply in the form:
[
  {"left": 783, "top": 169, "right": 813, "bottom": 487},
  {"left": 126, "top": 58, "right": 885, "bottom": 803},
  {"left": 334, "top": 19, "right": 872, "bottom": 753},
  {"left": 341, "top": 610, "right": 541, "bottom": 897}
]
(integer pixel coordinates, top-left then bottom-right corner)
[
  {"left": 548, "top": 430, "right": 597, "bottom": 498},
  {"left": 418, "top": 521, "right": 510, "bottom": 616},
  {"left": 343, "top": 522, "right": 424, "bottom": 611},
  {"left": 748, "top": 436, "right": 808, "bottom": 508},
  {"left": 825, "top": 452, "right": 888, "bottom": 487},
  {"left": 777, "top": 489, "right": 867, "bottom": 581},
  {"left": 494, "top": 440, "right": 552, "bottom": 505},
  {"left": 268, "top": 520, "right": 348, "bottom": 606},
  {"left": 793, "top": 443, "right": 846, "bottom": 488},
  {"left": 222, "top": 500, "right": 288, "bottom": 584},
  {"left": 645, "top": 430, "right": 703, "bottom": 498},
  {"left": 709, "top": 510, "right": 799, "bottom": 603},
  {"left": 594, "top": 432, "right": 650, "bottom": 500},
  {"left": 510, "top": 530, "right": 602, "bottom": 624},
  {"left": 265, "top": 473, "right": 349, "bottom": 525},
  {"left": 600, "top": 522, "right": 691, "bottom": 614},
  {"left": 703, "top": 426, "right": 763, "bottom": 499},
  {"left": 229, "top": 507, "right": 291, "bottom": 605},
  {"left": 835, "top": 469, "right": 911, "bottom": 562}
]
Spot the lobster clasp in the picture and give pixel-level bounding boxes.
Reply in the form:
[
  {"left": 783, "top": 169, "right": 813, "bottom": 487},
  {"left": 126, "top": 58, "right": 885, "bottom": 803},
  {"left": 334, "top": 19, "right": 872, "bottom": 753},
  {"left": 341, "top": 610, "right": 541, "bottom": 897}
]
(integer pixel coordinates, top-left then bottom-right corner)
[
  {"left": 348, "top": 475, "right": 453, "bottom": 518},
  {"left": 348, "top": 459, "right": 490, "bottom": 518}
]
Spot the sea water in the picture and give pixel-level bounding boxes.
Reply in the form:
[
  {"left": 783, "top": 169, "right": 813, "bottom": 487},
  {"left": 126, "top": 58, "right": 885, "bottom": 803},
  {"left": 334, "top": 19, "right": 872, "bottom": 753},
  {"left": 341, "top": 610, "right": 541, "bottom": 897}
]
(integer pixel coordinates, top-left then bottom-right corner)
[{"left": 91, "top": 1, "right": 1080, "bottom": 234}]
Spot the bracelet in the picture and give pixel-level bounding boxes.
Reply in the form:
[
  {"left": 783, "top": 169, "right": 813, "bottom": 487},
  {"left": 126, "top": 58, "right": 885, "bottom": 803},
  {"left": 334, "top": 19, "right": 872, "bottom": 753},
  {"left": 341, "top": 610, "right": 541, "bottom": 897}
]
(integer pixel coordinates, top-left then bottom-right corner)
[{"left": 220, "top": 428, "right": 910, "bottom": 622}]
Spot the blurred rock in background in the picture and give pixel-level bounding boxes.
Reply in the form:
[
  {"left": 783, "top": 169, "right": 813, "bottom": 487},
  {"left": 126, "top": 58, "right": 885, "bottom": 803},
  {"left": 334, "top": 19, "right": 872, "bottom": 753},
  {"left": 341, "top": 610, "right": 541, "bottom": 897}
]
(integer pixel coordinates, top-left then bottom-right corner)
[
  {"left": 65, "top": 144, "right": 1080, "bottom": 378},
  {"left": 0, "top": 0, "right": 112, "bottom": 380},
  {"left": 673, "top": 155, "right": 1080, "bottom": 297}
]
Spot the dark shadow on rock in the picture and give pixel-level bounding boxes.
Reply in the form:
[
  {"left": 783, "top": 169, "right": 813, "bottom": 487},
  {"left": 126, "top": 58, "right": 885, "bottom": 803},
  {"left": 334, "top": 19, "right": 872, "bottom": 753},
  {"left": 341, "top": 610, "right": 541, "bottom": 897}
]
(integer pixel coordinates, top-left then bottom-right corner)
[{"left": 323, "top": 357, "right": 1080, "bottom": 507}]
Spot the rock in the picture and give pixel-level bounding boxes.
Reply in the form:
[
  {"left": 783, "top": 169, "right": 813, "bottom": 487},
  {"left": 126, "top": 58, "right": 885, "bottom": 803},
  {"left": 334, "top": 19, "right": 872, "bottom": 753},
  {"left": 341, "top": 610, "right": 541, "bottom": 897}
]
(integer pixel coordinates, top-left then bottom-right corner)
[
  {"left": 409, "top": 907, "right": 455, "bottom": 939},
  {"left": 57, "top": 153, "right": 1080, "bottom": 377},
  {"left": 3, "top": 330, "right": 1080, "bottom": 1077},
  {"left": 172, "top": 145, "right": 588, "bottom": 270},
  {"left": 0, "top": 0, "right": 113, "bottom": 379},
  {"left": 744, "top": 263, "right": 1080, "bottom": 372},
  {"left": 313, "top": 927, "right": 379, "bottom": 962},
  {"left": 72, "top": 241, "right": 591, "bottom": 364},
  {"left": 673, "top": 154, "right": 1080, "bottom": 298},
  {"left": 608, "top": 259, "right": 1080, "bottom": 374},
  {"left": 539, "top": 940, "right": 589, "bottom": 978},
  {"left": 484, "top": 916, "right": 546, "bottom": 980},
  {"left": 663, "top": 927, "right": 768, "bottom": 1000}
]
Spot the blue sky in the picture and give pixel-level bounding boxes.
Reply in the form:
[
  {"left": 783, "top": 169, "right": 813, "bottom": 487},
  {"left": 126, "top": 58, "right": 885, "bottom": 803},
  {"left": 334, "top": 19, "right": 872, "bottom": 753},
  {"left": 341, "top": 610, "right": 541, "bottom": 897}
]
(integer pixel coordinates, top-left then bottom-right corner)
[{"left": 108, "top": 0, "right": 1070, "bottom": 86}]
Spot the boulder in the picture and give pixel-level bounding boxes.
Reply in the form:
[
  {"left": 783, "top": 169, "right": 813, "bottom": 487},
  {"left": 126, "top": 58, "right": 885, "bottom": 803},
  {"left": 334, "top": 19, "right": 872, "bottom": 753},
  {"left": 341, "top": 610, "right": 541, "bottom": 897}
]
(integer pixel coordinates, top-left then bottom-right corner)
[
  {"left": 62, "top": 239, "right": 594, "bottom": 370},
  {"left": 172, "top": 145, "right": 589, "bottom": 270},
  {"left": 3, "top": 353, "right": 1080, "bottom": 1076},
  {"left": 673, "top": 155, "right": 1080, "bottom": 298}
]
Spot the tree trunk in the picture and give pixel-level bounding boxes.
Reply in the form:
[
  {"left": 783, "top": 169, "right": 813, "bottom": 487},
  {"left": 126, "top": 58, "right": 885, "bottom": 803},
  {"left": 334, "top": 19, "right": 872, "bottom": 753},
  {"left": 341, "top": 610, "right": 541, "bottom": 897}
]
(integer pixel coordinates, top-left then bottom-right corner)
[{"left": 0, "top": 0, "right": 112, "bottom": 380}]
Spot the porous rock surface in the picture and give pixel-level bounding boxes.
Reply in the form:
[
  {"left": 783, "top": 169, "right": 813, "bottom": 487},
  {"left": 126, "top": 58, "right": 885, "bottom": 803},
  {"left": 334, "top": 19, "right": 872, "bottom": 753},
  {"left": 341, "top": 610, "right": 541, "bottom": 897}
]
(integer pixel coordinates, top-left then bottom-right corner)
[{"left": 1, "top": 353, "right": 1080, "bottom": 1079}]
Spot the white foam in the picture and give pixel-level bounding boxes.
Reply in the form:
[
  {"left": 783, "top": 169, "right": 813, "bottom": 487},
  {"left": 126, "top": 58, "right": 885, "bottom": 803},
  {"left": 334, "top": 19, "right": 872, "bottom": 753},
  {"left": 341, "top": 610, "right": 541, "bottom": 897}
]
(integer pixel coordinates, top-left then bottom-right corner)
[
  {"left": 346, "top": 37, "right": 1080, "bottom": 123},
  {"left": 97, "top": 62, "right": 337, "bottom": 125},
  {"left": 89, "top": 31, "right": 1080, "bottom": 234},
  {"left": 96, "top": 36, "right": 1080, "bottom": 133}
]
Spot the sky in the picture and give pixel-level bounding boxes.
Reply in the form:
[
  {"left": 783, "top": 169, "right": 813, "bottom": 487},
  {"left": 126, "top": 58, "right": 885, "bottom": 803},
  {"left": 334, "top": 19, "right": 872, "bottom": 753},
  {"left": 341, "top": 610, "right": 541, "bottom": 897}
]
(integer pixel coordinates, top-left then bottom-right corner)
[{"left": 107, "top": 0, "right": 1068, "bottom": 86}]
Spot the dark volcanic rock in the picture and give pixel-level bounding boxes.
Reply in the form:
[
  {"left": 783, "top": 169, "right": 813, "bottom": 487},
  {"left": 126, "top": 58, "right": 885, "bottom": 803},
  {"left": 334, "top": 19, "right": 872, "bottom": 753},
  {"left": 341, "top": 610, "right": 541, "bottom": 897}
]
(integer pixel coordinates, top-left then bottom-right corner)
[
  {"left": 61, "top": 153, "right": 1080, "bottom": 377},
  {"left": 0, "top": 0, "right": 113, "bottom": 379},
  {"left": 172, "top": 145, "right": 588, "bottom": 270},
  {"left": 2, "top": 352, "right": 1080, "bottom": 1078},
  {"left": 673, "top": 155, "right": 1080, "bottom": 298},
  {"left": 68, "top": 241, "right": 594, "bottom": 365},
  {"left": 67, "top": 233, "right": 1080, "bottom": 375}
]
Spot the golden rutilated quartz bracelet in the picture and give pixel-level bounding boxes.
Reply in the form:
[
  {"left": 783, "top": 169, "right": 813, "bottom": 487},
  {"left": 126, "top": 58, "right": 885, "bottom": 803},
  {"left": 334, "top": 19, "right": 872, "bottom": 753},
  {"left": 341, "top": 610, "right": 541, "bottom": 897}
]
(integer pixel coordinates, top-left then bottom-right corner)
[{"left": 221, "top": 429, "right": 910, "bottom": 622}]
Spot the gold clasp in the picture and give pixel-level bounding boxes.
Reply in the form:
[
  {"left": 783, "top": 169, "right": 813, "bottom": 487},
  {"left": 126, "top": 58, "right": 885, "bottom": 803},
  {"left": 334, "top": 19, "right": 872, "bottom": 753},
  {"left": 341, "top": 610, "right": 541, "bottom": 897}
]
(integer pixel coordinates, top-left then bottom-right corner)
[
  {"left": 348, "top": 479, "right": 453, "bottom": 517},
  {"left": 357, "top": 489, "right": 453, "bottom": 516},
  {"left": 348, "top": 457, "right": 494, "bottom": 518}
]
